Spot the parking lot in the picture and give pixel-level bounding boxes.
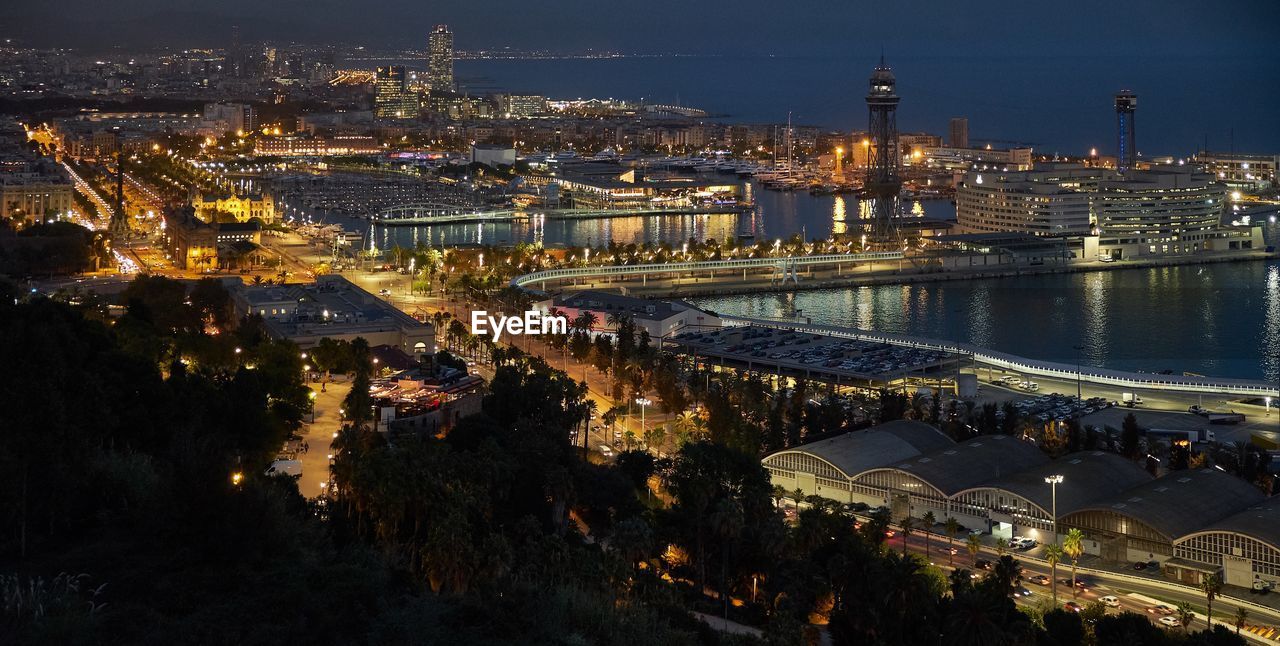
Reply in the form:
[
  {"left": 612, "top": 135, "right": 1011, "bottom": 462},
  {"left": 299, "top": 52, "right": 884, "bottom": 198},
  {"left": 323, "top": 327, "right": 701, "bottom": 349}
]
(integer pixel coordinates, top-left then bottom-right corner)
[{"left": 671, "top": 325, "right": 962, "bottom": 384}]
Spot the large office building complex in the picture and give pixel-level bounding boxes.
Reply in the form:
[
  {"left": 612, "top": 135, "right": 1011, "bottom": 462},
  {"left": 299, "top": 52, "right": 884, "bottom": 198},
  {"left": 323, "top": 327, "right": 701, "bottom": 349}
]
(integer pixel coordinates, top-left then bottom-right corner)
[
  {"left": 954, "top": 163, "right": 1254, "bottom": 258},
  {"left": 374, "top": 66, "right": 418, "bottom": 119},
  {"left": 428, "top": 25, "right": 454, "bottom": 92},
  {"left": 954, "top": 168, "right": 1093, "bottom": 236}
]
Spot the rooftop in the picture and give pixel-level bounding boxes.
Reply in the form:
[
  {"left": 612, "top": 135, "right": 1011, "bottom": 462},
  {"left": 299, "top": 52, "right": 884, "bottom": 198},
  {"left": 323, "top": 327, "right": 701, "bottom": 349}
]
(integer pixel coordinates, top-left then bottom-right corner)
[
  {"left": 764, "top": 420, "right": 954, "bottom": 479},
  {"left": 1181, "top": 492, "right": 1280, "bottom": 547},
  {"left": 1066, "top": 468, "right": 1266, "bottom": 541},
  {"left": 889, "top": 434, "right": 1050, "bottom": 496},
  {"left": 966, "top": 451, "right": 1154, "bottom": 517}
]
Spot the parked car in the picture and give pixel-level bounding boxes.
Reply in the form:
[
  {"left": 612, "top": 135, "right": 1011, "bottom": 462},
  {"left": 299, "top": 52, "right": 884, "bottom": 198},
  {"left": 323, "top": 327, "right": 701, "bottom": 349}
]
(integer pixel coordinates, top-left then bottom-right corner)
[{"left": 1133, "top": 561, "right": 1147, "bottom": 570}]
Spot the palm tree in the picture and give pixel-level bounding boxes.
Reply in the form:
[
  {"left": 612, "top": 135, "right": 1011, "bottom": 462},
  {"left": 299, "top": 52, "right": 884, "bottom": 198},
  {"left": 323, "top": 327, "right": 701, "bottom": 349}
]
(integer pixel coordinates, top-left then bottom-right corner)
[
  {"left": 1043, "top": 543, "right": 1064, "bottom": 606},
  {"left": 1063, "top": 528, "right": 1084, "bottom": 599},
  {"left": 899, "top": 516, "right": 916, "bottom": 557},
  {"left": 995, "top": 537, "right": 1008, "bottom": 558},
  {"left": 1176, "top": 601, "right": 1196, "bottom": 632},
  {"left": 945, "top": 517, "right": 960, "bottom": 566},
  {"left": 709, "top": 498, "right": 744, "bottom": 621},
  {"left": 966, "top": 534, "right": 982, "bottom": 566},
  {"left": 1201, "top": 572, "right": 1222, "bottom": 627},
  {"left": 921, "top": 511, "right": 936, "bottom": 562},
  {"left": 1233, "top": 606, "right": 1249, "bottom": 635}
]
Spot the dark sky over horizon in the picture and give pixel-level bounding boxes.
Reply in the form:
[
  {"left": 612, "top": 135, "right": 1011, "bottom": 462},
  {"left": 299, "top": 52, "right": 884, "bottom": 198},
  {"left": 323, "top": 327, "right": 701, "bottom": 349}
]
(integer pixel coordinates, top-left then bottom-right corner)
[{"left": 7, "top": 0, "right": 1279, "bottom": 56}]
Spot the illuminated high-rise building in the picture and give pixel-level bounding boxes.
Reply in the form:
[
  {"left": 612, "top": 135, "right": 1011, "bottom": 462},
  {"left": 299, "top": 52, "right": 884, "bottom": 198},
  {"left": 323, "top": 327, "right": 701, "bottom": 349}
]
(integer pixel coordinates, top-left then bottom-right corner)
[
  {"left": 428, "top": 25, "right": 454, "bottom": 92},
  {"left": 1115, "top": 91, "right": 1137, "bottom": 173},
  {"left": 374, "top": 66, "right": 418, "bottom": 119}
]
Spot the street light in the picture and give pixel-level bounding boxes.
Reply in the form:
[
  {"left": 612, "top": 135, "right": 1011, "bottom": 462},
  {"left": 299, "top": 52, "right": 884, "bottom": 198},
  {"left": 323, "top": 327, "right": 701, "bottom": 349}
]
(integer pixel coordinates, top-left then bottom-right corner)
[
  {"left": 635, "top": 397, "right": 652, "bottom": 441},
  {"left": 1044, "top": 475, "right": 1063, "bottom": 544},
  {"left": 1072, "top": 345, "right": 1084, "bottom": 400}
]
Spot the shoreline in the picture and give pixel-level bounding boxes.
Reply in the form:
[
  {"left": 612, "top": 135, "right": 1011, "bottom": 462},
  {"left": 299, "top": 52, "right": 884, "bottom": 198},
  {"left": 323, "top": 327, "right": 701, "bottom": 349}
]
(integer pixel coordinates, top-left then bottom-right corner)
[{"left": 621, "top": 250, "right": 1280, "bottom": 298}]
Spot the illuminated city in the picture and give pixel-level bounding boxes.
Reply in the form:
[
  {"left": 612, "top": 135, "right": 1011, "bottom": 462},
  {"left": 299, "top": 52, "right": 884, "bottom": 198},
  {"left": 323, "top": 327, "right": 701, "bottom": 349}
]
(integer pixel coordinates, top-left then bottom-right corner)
[{"left": 2, "top": 2, "right": 1279, "bottom": 644}]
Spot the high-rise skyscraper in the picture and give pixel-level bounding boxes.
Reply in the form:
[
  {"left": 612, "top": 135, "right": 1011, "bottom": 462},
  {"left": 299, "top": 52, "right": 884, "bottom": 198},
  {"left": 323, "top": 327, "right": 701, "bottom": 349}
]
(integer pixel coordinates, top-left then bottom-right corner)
[
  {"left": 865, "top": 55, "right": 901, "bottom": 240},
  {"left": 949, "top": 117, "right": 969, "bottom": 149},
  {"left": 1115, "top": 91, "right": 1137, "bottom": 173},
  {"left": 374, "top": 66, "right": 418, "bottom": 119},
  {"left": 428, "top": 25, "right": 454, "bottom": 92}
]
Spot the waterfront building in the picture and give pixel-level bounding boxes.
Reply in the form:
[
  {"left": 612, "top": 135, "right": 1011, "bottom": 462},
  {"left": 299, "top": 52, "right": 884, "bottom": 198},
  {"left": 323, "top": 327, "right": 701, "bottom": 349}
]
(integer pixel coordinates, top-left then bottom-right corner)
[
  {"left": 230, "top": 274, "right": 435, "bottom": 358},
  {"left": 1174, "top": 495, "right": 1280, "bottom": 589},
  {"left": 955, "top": 169, "right": 1095, "bottom": 237},
  {"left": 1061, "top": 469, "right": 1264, "bottom": 581},
  {"left": 1195, "top": 151, "right": 1278, "bottom": 192},
  {"left": 191, "top": 188, "right": 275, "bottom": 224},
  {"left": 768, "top": 420, "right": 1277, "bottom": 586},
  {"left": 1091, "top": 166, "right": 1226, "bottom": 254},
  {"left": 253, "top": 134, "right": 380, "bottom": 156},
  {"left": 524, "top": 162, "right": 741, "bottom": 210},
  {"left": 535, "top": 290, "right": 721, "bottom": 341},
  {"left": 427, "top": 25, "right": 454, "bottom": 92},
  {"left": 161, "top": 207, "right": 261, "bottom": 271},
  {"left": 955, "top": 163, "right": 1249, "bottom": 256},
  {"left": 949, "top": 117, "right": 969, "bottom": 149}
]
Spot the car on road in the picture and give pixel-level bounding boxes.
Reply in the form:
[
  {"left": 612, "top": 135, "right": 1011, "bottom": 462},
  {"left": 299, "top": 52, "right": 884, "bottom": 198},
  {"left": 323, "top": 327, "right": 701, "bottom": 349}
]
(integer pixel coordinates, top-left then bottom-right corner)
[
  {"left": 1101, "top": 595, "right": 1121, "bottom": 608},
  {"left": 1189, "top": 405, "right": 1207, "bottom": 416},
  {"left": 975, "top": 559, "right": 993, "bottom": 571},
  {"left": 1147, "top": 604, "right": 1175, "bottom": 616},
  {"left": 1059, "top": 578, "right": 1089, "bottom": 591},
  {"left": 1064, "top": 601, "right": 1083, "bottom": 613},
  {"left": 1158, "top": 616, "right": 1181, "bottom": 628},
  {"left": 1011, "top": 586, "right": 1033, "bottom": 598},
  {"left": 378, "top": 289, "right": 391, "bottom": 297},
  {"left": 1028, "top": 574, "right": 1051, "bottom": 586},
  {"left": 1133, "top": 561, "right": 1147, "bottom": 570},
  {"left": 598, "top": 444, "right": 614, "bottom": 457}
]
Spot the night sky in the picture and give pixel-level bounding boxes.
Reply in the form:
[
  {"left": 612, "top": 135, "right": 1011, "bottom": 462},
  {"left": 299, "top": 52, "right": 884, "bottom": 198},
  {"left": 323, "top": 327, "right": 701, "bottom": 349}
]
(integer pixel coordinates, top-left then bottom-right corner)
[{"left": 8, "top": 0, "right": 1279, "bottom": 56}]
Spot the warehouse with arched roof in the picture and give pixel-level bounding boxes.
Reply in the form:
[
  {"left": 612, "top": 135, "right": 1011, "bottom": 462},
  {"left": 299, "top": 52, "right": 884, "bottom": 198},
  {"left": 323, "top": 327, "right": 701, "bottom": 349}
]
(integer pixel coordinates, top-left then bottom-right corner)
[
  {"left": 762, "top": 420, "right": 953, "bottom": 505},
  {"left": 951, "top": 451, "right": 1154, "bottom": 543},
  {"left": 1174, "top": 495, "right": 1280, "bottom": 589},
  {"left": 854, "top": 434, "right": 1050, "bottom": 525},
  {"left": 1060, "top": 469, "right": 1266, "bottom": 568}
]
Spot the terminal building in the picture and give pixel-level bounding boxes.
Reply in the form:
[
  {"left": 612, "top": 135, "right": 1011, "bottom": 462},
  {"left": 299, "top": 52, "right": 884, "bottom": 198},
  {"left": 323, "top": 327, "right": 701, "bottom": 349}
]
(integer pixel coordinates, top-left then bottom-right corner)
[
  {"left": 768, "top": 420, "right": 1278, "bottom": 588},
  {"left": 535, "top": 290, "right": 721, "bottom": 340},
  {"left": 230, "top": 275, "right": 435, "bottom": 359},
  {"left": 955, "top": 163, "right": 1263, "bottom": 258}
]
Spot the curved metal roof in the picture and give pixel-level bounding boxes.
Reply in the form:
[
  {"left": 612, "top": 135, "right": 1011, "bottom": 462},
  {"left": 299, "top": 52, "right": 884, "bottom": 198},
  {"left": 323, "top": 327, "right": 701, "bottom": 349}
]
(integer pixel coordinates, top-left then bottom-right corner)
[
  {"left": 957, "top": 451, "right": 1154, "bottom": 517},
  {"left": 1179, "top": 494, "right": 1280, "bottom": 548},
  {"left": 1064, "top": 469, "right": 1267, "bottom": 542},
  {"left": 763, "top": 420, "right": 953, "bottom": 479},
  {"left": 886, "top": 434, "right": 1050, "bottom": 496}
]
